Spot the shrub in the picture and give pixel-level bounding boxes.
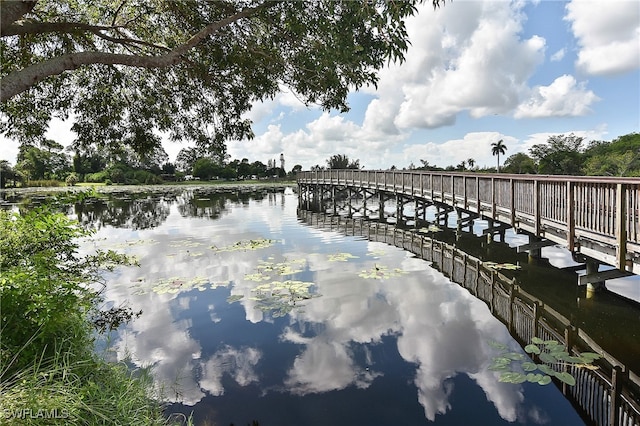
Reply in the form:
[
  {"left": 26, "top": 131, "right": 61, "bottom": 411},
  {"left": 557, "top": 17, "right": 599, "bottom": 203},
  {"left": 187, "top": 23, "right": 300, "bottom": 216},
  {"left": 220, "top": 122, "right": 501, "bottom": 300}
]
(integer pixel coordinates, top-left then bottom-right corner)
[
  {"left": 85, "top": 171, "right": 109, "bottom": 183},
  {"left": 65, "top": 173, "right": 79, "bottom": 186},
  {"left": 25, "top": 179, "right": 62, "bottom": 187},
  {"left": 0, "top": 207, "right": 172, "bottom": 425}
]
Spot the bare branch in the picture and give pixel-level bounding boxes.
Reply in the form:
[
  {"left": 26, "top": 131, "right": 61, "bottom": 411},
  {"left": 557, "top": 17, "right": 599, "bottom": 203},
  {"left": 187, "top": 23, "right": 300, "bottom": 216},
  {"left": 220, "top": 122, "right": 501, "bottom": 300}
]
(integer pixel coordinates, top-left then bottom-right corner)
[
  {"left": 91, "top": 30, "right": 171, "bottom": 53},
  {"left": 111, "top": 1, "right": 127, "bottom": 27},
  {"left": 1, "top": 20, "right": 124, "bottom": 37}
]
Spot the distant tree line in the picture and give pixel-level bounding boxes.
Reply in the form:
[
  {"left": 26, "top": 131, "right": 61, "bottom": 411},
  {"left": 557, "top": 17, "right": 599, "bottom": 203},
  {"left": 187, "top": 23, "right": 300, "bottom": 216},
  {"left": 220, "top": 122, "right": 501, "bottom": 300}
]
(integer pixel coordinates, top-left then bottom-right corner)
[
  {"left": 1, "top": 132, "right": 637, "bottom": 189},
  {"left": 403, "top": 133, "right": 639, "bottom": 176},
  {"left": 0, "top": 140, "right": 301, "bottom": 188}
]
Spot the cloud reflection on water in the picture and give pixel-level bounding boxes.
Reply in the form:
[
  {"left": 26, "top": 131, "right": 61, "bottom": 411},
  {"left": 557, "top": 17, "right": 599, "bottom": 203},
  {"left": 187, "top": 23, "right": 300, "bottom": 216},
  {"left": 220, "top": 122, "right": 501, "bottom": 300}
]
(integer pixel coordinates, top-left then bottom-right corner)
[{"left": 91, "top": 192, "right": 555, "bottom": 423}]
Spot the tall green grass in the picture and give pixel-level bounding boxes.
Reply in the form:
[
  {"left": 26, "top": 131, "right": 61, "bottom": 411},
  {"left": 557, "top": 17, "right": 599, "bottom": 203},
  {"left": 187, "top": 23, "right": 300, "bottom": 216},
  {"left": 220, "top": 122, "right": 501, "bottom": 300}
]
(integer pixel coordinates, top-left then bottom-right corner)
[{"left": 0, "top": 206, "right": 188, "bottom": 425}]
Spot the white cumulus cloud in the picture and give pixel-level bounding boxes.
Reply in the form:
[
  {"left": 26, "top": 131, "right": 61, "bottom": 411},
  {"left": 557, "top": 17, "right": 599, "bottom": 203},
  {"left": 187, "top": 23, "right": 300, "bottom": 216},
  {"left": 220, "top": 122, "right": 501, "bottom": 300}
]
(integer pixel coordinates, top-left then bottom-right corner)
[
  {"left": 565, "top": 0, "right": 640, "bottom": 75},
  {"left": 515, "top": 74, "right": 600, "bottom": 118}
]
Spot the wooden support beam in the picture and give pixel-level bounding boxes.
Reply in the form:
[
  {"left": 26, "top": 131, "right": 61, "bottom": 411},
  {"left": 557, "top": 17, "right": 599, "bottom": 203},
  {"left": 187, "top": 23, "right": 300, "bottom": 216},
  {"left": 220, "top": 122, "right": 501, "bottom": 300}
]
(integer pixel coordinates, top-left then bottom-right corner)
[
  {"left": 517, "top": 239, "right": 556, "bottom": 252},
  {"left": 482, "top": 222, "right": 510, "bottom": 235},
  {"left": 561, "top": 264, "right": 586, "bottom": 272},
  {"left": 578, "top": 268, "right": 633, "bottom": 285}
]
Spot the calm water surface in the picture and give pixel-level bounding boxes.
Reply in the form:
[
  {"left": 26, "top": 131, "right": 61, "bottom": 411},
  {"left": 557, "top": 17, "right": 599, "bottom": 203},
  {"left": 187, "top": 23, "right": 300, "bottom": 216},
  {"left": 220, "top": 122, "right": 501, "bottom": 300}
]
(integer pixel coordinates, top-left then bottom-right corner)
[{"left": 66, "top": 189, "right": 588, "bottom": 425}]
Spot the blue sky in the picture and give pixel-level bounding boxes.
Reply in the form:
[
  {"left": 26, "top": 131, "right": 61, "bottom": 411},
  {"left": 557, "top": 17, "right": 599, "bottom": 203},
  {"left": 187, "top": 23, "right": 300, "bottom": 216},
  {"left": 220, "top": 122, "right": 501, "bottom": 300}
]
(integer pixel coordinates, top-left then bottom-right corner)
[{"left": 2, "top": 0, "right": 639, "bottom": 170}]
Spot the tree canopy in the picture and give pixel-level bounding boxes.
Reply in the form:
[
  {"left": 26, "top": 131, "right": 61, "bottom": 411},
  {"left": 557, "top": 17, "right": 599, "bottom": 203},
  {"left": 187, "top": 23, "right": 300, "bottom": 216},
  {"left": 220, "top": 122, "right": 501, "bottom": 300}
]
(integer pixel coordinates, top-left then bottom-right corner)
[
  {"left": 327, "top": 154, "right": 360, "bottom": 169},
  {"left": 1, "top": 0, "right": 443, "bottom": 157}
]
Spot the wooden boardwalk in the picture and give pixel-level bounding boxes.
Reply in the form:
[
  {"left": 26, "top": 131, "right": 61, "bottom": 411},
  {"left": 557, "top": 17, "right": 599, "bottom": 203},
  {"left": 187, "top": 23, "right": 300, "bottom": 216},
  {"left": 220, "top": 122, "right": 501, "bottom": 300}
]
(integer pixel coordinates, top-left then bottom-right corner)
[{"left": 297, "top": 170, "right": 640, "bottom": 276}]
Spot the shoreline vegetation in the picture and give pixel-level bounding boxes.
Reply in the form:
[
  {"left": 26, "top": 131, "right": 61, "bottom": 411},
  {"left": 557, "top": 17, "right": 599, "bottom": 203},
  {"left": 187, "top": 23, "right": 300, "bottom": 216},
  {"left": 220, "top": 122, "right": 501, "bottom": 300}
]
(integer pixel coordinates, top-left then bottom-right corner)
[
  {"left": 0, "top": 199, "right": 196, "bottom": 425},
  {"left": 0, "top": 180, "right": 297, "bottom": 195}
]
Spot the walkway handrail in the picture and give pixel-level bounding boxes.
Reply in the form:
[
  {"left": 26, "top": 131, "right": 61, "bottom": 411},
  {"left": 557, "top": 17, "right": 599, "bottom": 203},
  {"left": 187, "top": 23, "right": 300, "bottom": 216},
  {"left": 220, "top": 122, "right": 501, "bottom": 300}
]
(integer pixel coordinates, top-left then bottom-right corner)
[{"left": 298, "top": 170, "right": 640, "bottom": 274}]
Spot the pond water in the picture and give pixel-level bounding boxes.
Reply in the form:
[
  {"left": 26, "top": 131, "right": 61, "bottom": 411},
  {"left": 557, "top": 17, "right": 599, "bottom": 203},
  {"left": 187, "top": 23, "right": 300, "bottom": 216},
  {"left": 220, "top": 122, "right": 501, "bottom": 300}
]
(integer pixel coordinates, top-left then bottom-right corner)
[{"left": 41, "top": 187, "right": 594, "bottom": 426}]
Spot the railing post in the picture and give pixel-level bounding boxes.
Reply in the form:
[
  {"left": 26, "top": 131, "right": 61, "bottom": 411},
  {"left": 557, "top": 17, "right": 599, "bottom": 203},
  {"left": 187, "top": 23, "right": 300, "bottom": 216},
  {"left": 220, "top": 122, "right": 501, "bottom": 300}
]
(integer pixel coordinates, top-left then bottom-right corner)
[
  {"left": 430, "top": 174, "right": 434, "bottom": 201},
  {"left": 616, "top": 183, "right": 628, "bottom": 270},
  {"left": 463, "top": 176, "right": 468, "bottom": 210},
  {"left": 534, "top": 180, "right": 541, "bottom": 236},
  {"left": 476, "top": 176, "right": 481, "bottom": 215},
  {"left": 609, "top": 366, "right": 623, "bottom": 426},
  {"left": 567, "top": 181, "right": 575, "bottom": 252},
  {"left": 510, "top": 179, "right": 516, "bottom": 227},
  {"left": 491, "top": 177, "right": 496, "bottom": 219},
  {"left": 508, "top": 285, "right": 515, "bottom": 332}
]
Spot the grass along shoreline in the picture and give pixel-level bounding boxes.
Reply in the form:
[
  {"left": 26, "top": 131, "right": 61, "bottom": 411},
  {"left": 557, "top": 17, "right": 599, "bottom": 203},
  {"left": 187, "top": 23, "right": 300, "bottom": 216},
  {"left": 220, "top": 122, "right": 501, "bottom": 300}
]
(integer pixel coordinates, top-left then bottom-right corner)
[{"left": 0, "top": 206, "right": 188, "bottom": 425}]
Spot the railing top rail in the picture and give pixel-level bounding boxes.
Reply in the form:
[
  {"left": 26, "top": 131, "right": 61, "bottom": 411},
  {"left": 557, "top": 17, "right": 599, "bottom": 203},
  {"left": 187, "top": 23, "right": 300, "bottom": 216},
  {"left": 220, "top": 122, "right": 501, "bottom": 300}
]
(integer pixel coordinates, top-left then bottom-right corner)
[{"left": 298, "top": 170, "right": 640, "bottom": 185}]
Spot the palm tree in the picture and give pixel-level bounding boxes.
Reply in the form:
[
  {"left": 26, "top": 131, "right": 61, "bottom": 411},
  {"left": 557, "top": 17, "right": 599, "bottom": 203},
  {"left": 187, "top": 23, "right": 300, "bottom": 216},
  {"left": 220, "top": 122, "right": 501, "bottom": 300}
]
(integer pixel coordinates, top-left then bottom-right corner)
[
  {"left": 467, "top": 158, "right": 475, "bottom": 169},
  {"left": 491, "top": 139, "right": 507, "bottom": 172}
]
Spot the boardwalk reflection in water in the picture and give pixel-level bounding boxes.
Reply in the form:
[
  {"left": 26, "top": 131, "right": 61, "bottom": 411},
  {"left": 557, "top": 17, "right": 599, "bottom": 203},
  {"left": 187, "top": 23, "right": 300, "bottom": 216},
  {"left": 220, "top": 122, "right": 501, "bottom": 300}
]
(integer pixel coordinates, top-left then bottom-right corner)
[{"left": 54, "top": 189, "right": 596, "bottom": 424}]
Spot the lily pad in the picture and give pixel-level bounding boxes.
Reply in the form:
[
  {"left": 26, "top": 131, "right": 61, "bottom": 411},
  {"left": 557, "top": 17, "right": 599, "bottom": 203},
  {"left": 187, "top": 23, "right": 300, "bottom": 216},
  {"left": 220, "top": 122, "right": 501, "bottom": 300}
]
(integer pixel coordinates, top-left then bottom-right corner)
[
  {"left": 249, "top": 280, "right": 320, "bottom": 318},
  {"left": 499, "top": 372, "right": 527, "bottom": 384},
  {"left": 211, "top": 238, "right": 276, "bottom": 252},
  {"left": 328, "top": 252, "right": 360, "bottom": 262},
  {"left": 359, "top": 264, "right": 408, "bottom": 280},
  {"left": 555, "top": 371, "right": 576, "bottom": 386},
  {"left": 484, "top": 261, "right": 521, "bottom": 271},
  {"left": 525, "top": 344, "right": 541, "bottom": 355}
]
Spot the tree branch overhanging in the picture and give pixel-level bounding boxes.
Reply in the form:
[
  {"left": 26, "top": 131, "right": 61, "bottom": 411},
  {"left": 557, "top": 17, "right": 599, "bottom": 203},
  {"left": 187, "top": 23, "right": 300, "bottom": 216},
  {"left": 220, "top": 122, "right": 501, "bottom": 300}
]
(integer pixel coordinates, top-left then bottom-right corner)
[
  {"left": 0, "top": 4, "right": 266, "bottom": 102},
  {"left": 1, "top": 20, "right": 125, "bottom": 37},
  {"left": 0, "top": 0, "right": 37, "bottom": 33}
]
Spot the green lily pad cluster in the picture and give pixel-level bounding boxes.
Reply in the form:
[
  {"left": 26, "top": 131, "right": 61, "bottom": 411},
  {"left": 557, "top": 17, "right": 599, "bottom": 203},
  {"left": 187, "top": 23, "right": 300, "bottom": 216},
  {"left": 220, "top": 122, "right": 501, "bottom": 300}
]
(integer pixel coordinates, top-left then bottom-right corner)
[
  {"left": 110, "top": 239, "right": 158, "bottom": 249},
  {"left": 328, "top": 252, "right": 360, "bottom": 262},
  {"left": 359, "top": 264, "right": 408, "bottom": 280},
  {"left": 211, "top": 238, "right": 276, "bottom": 253},
  {"left": 247, "top": 280, "right": 319, "bottom": 318},
  {"left": 230, "top": 257, "right": 318, "bottom": 317},
  {"left": 168, "top": 239, "right": 203, "bottom": 249},
  {"left": 484, "top": 262, "right": 521, "bottom": 271},
  {"left": 489, "top": 337, "right": 600, "bottom": 386},
  {"left": 133, "top": 276, "right": 228, "bottom": 295},
  {"left": 244, "top": 258, "right": 306, "bottom": 282}
]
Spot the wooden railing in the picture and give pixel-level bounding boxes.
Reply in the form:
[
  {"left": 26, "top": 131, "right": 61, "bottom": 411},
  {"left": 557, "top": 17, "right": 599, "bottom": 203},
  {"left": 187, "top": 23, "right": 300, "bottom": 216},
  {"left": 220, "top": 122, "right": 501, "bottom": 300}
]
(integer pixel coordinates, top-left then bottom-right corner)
[
  {"left": 297, "top": 209, "right": 640, "bottom": 426},
  {"left": 298, "top": 171, "right": 640, "bottom": 274}
]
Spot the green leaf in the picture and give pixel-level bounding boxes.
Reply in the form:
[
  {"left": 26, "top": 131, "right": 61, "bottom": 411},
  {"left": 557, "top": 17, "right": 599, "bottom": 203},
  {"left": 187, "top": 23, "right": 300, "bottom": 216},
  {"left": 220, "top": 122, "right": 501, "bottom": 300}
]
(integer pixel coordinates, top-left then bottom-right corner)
[
  {"left": 522, "top": 362, "right": 538, "bottom": 372},
  {"left": 578, "top": 352, "right": 601, "bottom": 362},
  {"left": 526, "top": 373, "right": 544, "bottom": 383},
  {"left": 538, "top": 375, "right": 552, "bottom": 385},
  {"left": 539, "top": 352, "right": 558, "bottom": 364},
  {"left": 531, "top": 337, "right": 544, "bottom": 345},
  {"left": 537, "top": 364, "right": 556, "bottom": 376},
  {"left": 524, "top": 344, "right": 541, "bottom": 354},
  {"left": 499, "top": 372, "right": 527, "bottom": 384},
  {"left": 555, "top": 372, "right": 576, "bottom": 386},
  {"left": 487, "top": 341, "right": 508, "bottom": 351},
  {"left": 505, "top": 352, "right": 525, "bottom": 361}
]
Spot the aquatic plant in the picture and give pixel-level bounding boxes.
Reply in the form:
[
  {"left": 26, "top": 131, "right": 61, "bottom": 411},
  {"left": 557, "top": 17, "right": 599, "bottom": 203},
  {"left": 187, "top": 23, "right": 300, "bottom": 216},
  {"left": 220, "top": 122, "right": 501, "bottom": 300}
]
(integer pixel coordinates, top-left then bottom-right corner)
[
  {"left": 328, "top": 252, "right": 360, "bottom": 262},
  {"left": 132, "top": 276, "right": 228, "bottom": 295},
  {"left": 256, "top": 258, "right": 306, "bottom": 275},
  {"left": 248, "top": 280, "right": 319, "bottom": 318},
  {"left": 418, "top": 224, "right": 442, "bottom": 233},
  {"left": 211, "top": 238, "right": 276, "bottom": 252},
  {"left": 484, "top": 261, "right": 521, "bottom": 271},
  {"left": 359, "top": 264, "right": 408, "bottom": 280},
  {"left": 488, "top": 337, "right": 600, "bottom": 386}
]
